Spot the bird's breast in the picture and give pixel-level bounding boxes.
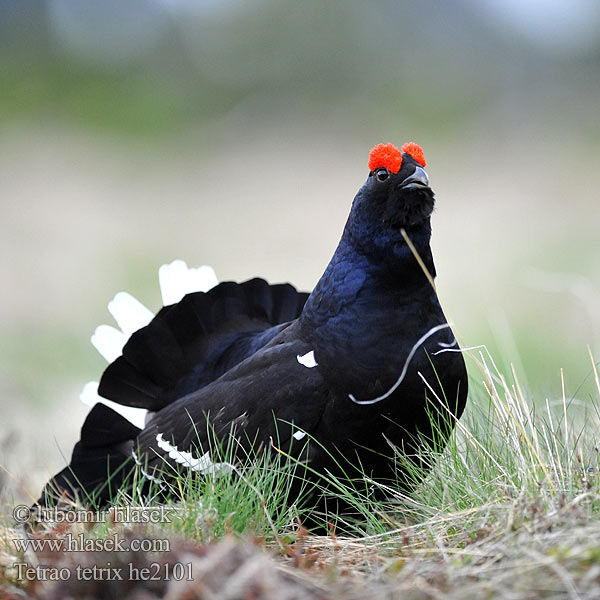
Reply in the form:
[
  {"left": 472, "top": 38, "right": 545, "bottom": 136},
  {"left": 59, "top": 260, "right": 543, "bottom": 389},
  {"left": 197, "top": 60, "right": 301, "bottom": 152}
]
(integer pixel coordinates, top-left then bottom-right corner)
[{"left": 309, "top": 294, "right": 458, "bottom": 401}]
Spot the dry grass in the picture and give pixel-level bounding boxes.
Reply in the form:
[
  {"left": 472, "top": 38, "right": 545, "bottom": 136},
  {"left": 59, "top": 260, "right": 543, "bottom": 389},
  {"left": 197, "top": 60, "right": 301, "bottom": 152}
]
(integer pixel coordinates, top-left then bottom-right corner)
[
  {"left": 283, "top": 495, "right": 600, "bottom": 599},
  {"left": 3, "top": 495, "right": 600, "bottom": 598},
  {"left": 2, "top": 349, "right": 600, "bottom": 598}
]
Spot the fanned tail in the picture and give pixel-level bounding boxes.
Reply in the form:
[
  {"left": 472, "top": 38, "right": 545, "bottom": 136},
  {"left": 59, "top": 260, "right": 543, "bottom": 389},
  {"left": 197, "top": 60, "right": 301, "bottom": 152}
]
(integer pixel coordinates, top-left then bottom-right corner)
[
  {"left": 98, "top": 278, "right": 309, "bottom": 411},
  {"left": 39, "top": 261, "right": 307, "bottom": 509}
]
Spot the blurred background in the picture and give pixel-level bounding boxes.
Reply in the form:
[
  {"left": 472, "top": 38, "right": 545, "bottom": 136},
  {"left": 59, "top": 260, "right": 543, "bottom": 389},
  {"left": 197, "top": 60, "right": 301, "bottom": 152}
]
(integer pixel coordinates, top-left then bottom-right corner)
[{"left": 1, "top": 0, "right": 599, "bottom": 502}]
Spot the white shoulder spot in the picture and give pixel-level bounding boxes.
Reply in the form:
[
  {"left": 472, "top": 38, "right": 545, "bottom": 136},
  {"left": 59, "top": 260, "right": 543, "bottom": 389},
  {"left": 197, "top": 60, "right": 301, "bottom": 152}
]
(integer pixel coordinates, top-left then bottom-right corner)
[{"left": 297, "top": 350, "right": 318, "bottom": 368}]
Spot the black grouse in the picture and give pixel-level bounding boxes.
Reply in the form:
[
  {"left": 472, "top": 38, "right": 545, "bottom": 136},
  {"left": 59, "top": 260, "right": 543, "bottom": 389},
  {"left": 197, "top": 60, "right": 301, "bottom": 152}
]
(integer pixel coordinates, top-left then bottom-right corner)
[{"left": 39, "top": 142, "right": 468, "bottom": 517}]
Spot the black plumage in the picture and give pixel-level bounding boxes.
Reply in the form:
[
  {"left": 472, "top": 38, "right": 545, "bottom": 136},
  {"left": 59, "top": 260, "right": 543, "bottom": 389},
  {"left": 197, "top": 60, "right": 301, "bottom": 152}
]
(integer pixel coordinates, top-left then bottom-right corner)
[{"left": 39, "top": 143, "right": 468, "bottom": 518}]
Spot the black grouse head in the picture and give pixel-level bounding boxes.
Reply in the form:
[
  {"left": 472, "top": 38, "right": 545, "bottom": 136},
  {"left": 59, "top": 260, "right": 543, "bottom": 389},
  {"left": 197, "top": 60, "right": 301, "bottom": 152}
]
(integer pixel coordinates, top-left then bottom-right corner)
[{"left": 346, "top": 142, "right": 435, "bottom": 254}]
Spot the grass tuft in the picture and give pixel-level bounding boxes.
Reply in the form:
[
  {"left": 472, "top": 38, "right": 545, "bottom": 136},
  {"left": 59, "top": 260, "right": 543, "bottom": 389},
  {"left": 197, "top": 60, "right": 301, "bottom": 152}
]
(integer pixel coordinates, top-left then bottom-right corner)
[{"left": 3, "top": 347, "right": 600, "bottom": 598}]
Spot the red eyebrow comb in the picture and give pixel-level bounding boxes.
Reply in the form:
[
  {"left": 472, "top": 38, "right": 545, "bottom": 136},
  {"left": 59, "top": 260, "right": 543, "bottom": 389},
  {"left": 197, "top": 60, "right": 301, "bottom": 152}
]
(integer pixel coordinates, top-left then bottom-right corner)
[
  {"left": 401, "top": 142, "right": 426, "bottom": 167},
  {"left": 368, "top": 143, "right": 403, "bottom": 174},
  {"left": 368, "top": 142, "right": 427, "bottom": 173}
]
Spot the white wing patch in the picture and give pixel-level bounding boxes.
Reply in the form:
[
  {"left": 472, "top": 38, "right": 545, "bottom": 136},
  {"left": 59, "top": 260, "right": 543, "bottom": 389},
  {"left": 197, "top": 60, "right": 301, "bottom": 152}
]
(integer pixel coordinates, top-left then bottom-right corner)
[
  {"left": 297, "top": 350, "right": 318, "bottom": 368},
  {"left": 155, "top": 433, "right": 231, "bottom": 475},
  {"left": 159, "top": 260, "right": 218, "bottom": 305},
  {"left": 293, "top": 430, "right": 307, "bottom": 440},
  {"left": 80, "top": 381, "right": 148, "bottom": 430}
]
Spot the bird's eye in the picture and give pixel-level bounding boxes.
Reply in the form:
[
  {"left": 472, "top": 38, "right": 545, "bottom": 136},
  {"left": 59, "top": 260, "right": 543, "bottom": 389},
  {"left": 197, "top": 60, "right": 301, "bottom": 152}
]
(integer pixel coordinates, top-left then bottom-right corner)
[{"left": 375, "top": 169, "right": 389, "bottom": 182}]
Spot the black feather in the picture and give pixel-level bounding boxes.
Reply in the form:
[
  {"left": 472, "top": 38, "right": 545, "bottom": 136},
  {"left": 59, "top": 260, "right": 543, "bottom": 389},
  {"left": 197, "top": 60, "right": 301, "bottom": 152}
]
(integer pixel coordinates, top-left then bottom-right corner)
[{"left": 38, "top": 404, "right": 138, "bottom": 506}]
